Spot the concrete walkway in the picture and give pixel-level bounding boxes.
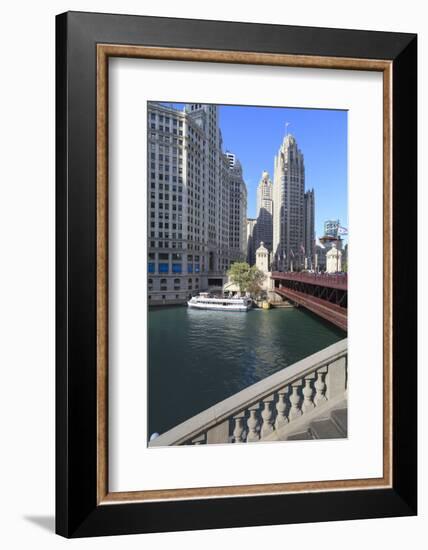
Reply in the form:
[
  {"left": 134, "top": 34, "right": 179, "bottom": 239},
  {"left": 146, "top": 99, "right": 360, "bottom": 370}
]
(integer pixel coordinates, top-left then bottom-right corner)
[{"left": 284, "top": 401, "right": 347, "bottom": 441}]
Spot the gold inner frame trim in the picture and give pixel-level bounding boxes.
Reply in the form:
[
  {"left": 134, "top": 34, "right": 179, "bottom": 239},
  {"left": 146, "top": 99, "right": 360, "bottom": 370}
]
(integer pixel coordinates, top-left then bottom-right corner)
[{"left": 96, "top": 43, "right": 393, "bottom": 505}]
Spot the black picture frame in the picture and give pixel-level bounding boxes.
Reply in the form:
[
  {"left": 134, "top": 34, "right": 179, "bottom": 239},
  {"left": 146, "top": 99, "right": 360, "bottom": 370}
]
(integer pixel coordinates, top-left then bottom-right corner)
[{"left": 56, "top": 11, "right": 417, "bottom": 538}]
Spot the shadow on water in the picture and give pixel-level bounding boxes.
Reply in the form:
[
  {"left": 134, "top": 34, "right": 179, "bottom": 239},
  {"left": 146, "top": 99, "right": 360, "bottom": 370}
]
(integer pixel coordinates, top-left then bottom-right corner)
[{"left": 148, "top": 306, "right": 346, "bottom": 437}]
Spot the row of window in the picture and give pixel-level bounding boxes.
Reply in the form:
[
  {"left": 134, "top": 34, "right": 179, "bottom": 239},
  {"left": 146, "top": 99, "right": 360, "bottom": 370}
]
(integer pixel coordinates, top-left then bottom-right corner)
[
  {"left": 150, "top": 241, "right": 184, "bottom": 249},
  {"left": 148, "top": 278, "right": 199, "bottom": 283},
  {"left": 148, "top": 263, "right": 201, "bottom": 274},
  {"left": 150, "top": 194, "right": 183, "bottom": 202},
  {"left": 149, "top": 133, "right": 183, "bottom": 146},
  {"left": 148, "top": 253, "right": 201, "bottom": 261},
  {"left": 149, "top": 124, "right": 184, "bottom": 136},
  {"left": 148, "top": 277, "right": 200, "bottom": 292},
  {"left": 149, "top": 112, "right": 183, "bottom": 125},
  {"left": 149, "top": 202, "right": 183, "bottom": 212}
]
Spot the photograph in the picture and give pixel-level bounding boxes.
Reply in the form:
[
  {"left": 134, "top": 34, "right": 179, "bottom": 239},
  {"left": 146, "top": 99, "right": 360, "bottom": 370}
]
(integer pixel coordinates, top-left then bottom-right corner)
[
  {"left": 147, "top": 101, "right": 348, "bottom": 446},
  {"left": 0, "top": 0, "right": 420, "bottom": 543},
  {"left": 50, "top": 6, "right": 417, "bottom": 540}
]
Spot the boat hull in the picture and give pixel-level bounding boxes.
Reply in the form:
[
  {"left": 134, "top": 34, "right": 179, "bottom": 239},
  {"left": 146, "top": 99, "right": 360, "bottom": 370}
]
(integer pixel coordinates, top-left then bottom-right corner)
[{"left": 187, "top": 301, "right": 251, "bottom": 312}]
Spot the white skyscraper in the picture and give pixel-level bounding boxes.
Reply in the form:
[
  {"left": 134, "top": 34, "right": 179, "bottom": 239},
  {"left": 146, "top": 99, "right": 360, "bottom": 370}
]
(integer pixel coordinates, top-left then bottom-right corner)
[{"left": 273, "top": 134, "right": 305, "bottom": 270}]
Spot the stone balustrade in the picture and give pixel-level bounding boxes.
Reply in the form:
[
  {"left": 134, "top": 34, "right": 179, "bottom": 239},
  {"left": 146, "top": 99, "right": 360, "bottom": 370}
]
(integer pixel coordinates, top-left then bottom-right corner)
[{"left": 149, "top": 338, "right": 347, "bottom": 447}]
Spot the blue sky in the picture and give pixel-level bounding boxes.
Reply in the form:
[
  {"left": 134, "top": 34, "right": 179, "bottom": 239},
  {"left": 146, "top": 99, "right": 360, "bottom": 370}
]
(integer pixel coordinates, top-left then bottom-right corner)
[{"left": 161, "top": 103, "right": 347, "bottom": 239}]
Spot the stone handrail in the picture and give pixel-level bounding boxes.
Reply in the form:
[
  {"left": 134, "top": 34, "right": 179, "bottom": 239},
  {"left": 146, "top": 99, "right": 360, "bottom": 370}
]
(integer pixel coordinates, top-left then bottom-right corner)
[{"left": 149, "top": 338, "right": 347, "bottom": 446}]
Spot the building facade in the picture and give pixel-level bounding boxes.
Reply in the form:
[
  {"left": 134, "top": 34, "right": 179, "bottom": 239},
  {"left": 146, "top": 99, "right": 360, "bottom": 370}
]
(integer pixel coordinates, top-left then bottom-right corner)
[
  {"left": 273, "top": 134, "right": 306, "bottom": 270},
  {"left": 324, "top": 219, "right": 340, "bottom": 238},
  {"left": 147, "top": 102, "right": 247, "bottom": 303},
  {"left": 246, "top": 218, "right": 257, "bottom": 266},
  {"left": 303, "top": 189, "right": 315, "bottom": 268},
  {"left": 227, "top": 152, "right": 248, "bottom": 263},
  {"left": 254, "top": 171, "right": 273, "bottom": 253}
]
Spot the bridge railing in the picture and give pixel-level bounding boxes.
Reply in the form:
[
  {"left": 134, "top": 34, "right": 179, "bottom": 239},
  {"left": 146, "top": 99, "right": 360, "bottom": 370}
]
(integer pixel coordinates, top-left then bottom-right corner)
[
  {"left": 149, "top": 339, "right": 347, "bottom": 446},
  {"left": 271, "top": 271, "right": 347, "bottom": 289}
]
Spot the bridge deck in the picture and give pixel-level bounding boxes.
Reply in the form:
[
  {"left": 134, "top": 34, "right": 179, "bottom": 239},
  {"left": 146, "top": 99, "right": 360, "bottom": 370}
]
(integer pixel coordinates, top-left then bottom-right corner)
[{"left": 275, "top": 287, "right": 347, "bottom": 331}]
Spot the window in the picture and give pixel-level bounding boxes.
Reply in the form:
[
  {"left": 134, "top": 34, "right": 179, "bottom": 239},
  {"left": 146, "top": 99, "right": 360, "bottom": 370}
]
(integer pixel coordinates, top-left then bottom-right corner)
[
  {"left": 172, "top": 263, "right": 182, "bottom": 274},
  {"left": 148, "top": 263, "right": 155, "bottom": 274},
  {"left": 159, "top": 263, "right": 169, "bottom": 273}
]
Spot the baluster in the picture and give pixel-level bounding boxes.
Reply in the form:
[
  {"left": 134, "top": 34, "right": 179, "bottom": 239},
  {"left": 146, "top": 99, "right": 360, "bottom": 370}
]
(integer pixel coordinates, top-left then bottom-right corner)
[
  {"left": 260, "top": 398, "right": 275, "bottom": 438},
  {"left": 314, "top": 367, "right": 328, "bottom": 406},
  {"left": 302, "top": 377, "right": 315, "bottom": 413},
  {"left": 232, "top": 414, "right": 245, "bottom": 443},
  {"left": 275, "top": 389, "right": 289, "bottom": 430},
  {"left": 246, "top": 406, "right": 260, "bottom": 442},
  {"left": 288, "top": 382, "right": 303, "bottom": 421}
]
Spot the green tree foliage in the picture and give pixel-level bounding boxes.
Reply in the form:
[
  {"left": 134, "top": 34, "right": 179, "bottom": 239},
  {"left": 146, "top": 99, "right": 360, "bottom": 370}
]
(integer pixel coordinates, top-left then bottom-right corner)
[{"left": 227, "top": 262, "right": 265, "bottom": 296}]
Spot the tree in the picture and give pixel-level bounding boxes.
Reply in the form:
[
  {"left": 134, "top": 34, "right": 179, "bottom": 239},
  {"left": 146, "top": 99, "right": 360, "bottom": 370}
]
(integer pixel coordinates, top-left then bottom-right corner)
[
  {"left": 247, "top": 266, "right": 266, "bottom": 297},
  {"left": 227, "top": 262, "right": 265, "bottom": 296}
]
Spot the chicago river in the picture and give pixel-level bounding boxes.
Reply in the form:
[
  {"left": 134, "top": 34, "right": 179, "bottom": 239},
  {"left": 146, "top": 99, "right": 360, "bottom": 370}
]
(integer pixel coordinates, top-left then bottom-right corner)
[{"left": 148, "top": 307, "right": 345, "bottom": 437}]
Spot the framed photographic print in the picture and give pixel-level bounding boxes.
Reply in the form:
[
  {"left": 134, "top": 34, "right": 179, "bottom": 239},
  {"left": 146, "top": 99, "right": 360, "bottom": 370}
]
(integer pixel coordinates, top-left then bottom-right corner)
[{"left": 56, "top": 11, "right": 417, "bottom": 537}]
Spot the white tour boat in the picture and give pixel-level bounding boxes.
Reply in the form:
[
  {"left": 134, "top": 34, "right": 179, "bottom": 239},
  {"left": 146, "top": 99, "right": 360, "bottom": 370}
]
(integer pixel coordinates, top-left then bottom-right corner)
[{"left": 187, "top": 292, "right": 252, "bottom": 312}]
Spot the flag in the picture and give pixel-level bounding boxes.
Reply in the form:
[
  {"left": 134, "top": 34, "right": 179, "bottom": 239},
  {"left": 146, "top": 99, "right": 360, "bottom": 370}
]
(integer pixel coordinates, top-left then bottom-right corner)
[
  {"left": 290, "top": 249, "right": 295, "bottom": 258},
  {"left": 338, "top": 226, "right": 348, "bottom": 235},
  {"left": 300, "top": 244, "right": 305, "bottom": 254},
  {"left": 283, "top": 251, "right": 286, "bottom": 260}
]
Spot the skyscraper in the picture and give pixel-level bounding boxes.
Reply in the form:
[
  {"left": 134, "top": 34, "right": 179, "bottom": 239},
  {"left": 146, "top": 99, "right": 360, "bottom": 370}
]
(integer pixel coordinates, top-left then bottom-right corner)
[
  {"left": 227, "top": 153, "right": 248, "bottom": 262},
  {"left": 184, "top": 103, "right": 230, "bottom": 276},
  {"left": 273, "top": 134, "right": 305, "bottom": 270},
  {"left": 304, "top": 189, "right": 315, "bottom": 267},
  {"left": 254, "top": 171, "right": 273, "bottom": 252},
  {"left": 147, "top": 102, "right": 247, "bottom": 303},
  {"left": 246, "top": 218, "right": 257, "bottom": 266}
]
